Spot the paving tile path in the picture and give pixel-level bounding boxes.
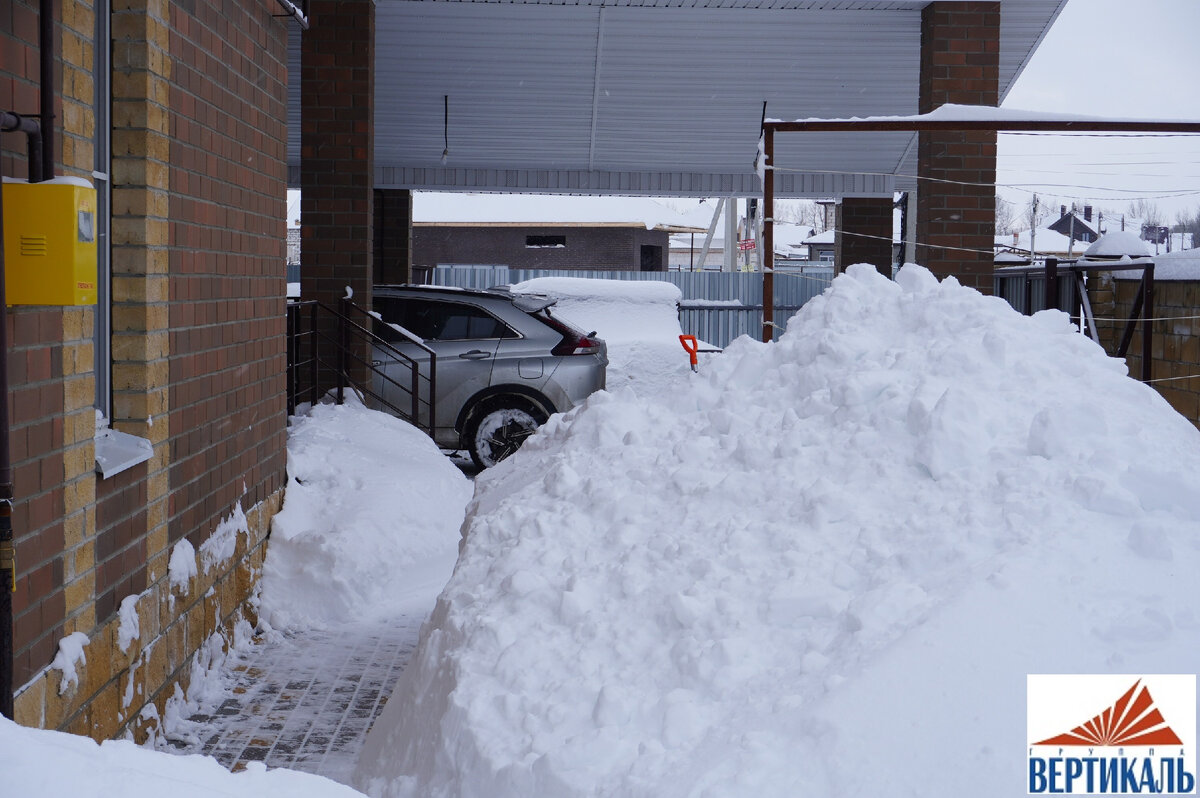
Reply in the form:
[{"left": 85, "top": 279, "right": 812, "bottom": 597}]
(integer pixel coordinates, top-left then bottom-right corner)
[{"left": 169, "top": 615, "right": 424, "bottom": 786}]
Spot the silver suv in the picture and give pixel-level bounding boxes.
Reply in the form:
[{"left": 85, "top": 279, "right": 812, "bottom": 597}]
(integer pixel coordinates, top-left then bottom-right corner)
[{"left": 370, "top": 285, "right": 607, "bottom": 468}]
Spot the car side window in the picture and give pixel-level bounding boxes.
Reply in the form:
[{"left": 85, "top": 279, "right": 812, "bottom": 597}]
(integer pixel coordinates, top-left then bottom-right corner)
[
  {"left": 371, "top": 296, "right": 422, "bottom": 344},
  {"left": 436, "top": 304, "right": 509, "bottom": 340},
  {"left": 373, "top": 296, "right": 516, "bottom": 342},
  {"left": 422, "top": 302, "right": 514, "bottom": 341}
]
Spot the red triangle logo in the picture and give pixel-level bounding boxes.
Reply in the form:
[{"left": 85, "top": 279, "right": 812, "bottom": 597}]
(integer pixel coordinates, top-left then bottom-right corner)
[{"left": 1035, "top": 680, "right": 1183, "bottom": 747}]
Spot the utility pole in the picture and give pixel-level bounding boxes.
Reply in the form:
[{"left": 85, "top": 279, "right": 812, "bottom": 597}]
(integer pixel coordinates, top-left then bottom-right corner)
[
  {"left": 1029, "top": 194, "right": 1038, "bottom": 262},
  {"left": 1067, "top": 204, "right": 1075, "bottom": 259},
  {"left": 724, "top": 196, "right": 738, "bottom": 272}
]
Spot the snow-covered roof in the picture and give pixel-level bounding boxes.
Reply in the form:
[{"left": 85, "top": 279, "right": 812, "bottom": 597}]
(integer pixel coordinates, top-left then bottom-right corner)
[
  {"left": 1109, "top": 247, "right": 1200, "bottom": 281},
  {"left": 1082, "top": 231, "right": 1152, "bottom": 260},
  {"left": 774, "top": 102, "right": 1200, "bottom": 127},
  {"left": 411, "top": 193, "right": 707, "bottom": 232},
  {"left": 805, "top": 230, "right": 836, "bottom": 245},
  {"left": 997, "top": 226, "right": 1085, "bottom": 256},
  {"left": 771, "top": 223, "right": 816, "bottom": 248}
]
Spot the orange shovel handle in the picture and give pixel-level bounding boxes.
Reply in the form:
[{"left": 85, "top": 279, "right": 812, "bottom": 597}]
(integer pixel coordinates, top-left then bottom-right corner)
[{"left": 679, "top": 334, "right": 699, "bottom": 368}]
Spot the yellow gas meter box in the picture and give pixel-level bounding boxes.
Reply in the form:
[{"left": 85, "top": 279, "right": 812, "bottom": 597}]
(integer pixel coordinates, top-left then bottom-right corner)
[{"left": 2, "top": 179, "right": 98, "bottom": 306}]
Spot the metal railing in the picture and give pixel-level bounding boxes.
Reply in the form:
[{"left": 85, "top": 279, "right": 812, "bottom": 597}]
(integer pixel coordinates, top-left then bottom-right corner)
[
  {"left": 286, "top": 297, "right": 437, "bottom": 433},
  {"left": 995, "top": 257, "right": 1156, "bottom": 382}
]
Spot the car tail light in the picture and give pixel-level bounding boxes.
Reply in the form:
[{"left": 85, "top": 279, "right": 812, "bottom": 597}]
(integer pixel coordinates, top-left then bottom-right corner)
[{"left": 540, "top": 313, "right": 601, "bottom": 356}]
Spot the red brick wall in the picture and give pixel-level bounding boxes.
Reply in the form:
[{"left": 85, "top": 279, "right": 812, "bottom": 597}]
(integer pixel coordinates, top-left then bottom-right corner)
[
  {"left": 94, "top": 466, "right": 149, "bottom": 622},
  {"left": 7, "top": 310, "right": 68, "bottom": 687},
  {"left": 916, "top": 1, "right": 999, "bottom": 292},
  {"left": 0, "top": 0, "right": 50, "bottom": 178},
  {"left": 413, "top": 226, "right": 672, "bottom": 271},
  {"left": 300, "top": 0, "right": 375, "bottom": 307},
  {"left": 375, "top": 189, "right": 412, "bottom": 285},
  {"left": 165, "top": 0, "right": 289, "bottom": 548}
]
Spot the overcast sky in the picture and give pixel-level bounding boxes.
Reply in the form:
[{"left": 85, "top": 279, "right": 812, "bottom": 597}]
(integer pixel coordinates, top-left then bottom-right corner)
[{"left": 998, "top": 0, "right": 1200, "bottom": 223}]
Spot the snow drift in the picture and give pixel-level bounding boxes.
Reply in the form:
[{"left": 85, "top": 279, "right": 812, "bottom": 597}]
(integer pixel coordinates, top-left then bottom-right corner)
[
  {"left": 510, "top": 277, "right": 693, "bottom": 397},
  {"left": 355, "top": 265, "right": 1200, "bottom": 797},
  {"left": 259, "top": 399, "right": 473, "bottom": 630},
  {"left": 4, "top": 715, "right": 363, "bottom": 797}
]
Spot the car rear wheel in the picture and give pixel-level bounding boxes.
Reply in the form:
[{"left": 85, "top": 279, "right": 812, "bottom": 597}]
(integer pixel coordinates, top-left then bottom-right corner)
[{"left": 467, "top": 404, "right": 544, "bottom": 469}]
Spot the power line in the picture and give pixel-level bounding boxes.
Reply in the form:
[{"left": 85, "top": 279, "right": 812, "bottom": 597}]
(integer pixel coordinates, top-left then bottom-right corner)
[
  {"left": 1000, "top": 132, "right": 1200, "bottom": 139},
  {"left": 1143, "top": 374, "right": 1200, "bottom": 385},
  {"left": 769, "top": 164, "right": 1200, "bottom": 203}
]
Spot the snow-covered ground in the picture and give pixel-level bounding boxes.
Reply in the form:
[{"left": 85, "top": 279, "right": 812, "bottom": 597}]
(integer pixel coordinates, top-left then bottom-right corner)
[
  {"left": 8, "top": 399, "right": 474, "bottom": 796},
  {"left": 4, "top": 711, "right": 365, "bottom": 797},
  {"left": 354, "top": 264, "right": 1200, "bottom": 797},
  {"left": 10, "top": 264, "right": 1200, "bottom": 796}
]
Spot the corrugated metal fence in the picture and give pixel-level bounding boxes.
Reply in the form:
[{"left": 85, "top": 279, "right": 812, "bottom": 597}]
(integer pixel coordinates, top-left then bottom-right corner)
[
  {"left": 993, "top": 266, "right": 1080, "bottom": 316},
  {"left": 427, "top": 266, "right": 835, "bottom": 347}
]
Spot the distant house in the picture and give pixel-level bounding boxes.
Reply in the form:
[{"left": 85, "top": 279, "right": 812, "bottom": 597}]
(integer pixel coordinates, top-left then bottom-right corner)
[
  {"left": 408, "top": 194, "right": 705, "bottom": 276},
  {"left": 1046, "top": 205, "right": 1098, "bottom": 246},
  {"left": 415, "top": 223, "right": 686, "bottom": 274},
  {"left": 805, "top": 230, "right": 836, "bottom": 263},
  {"left": 772, "top": 223, "right": 817, "bottom": 265},
  {"left": 996, "top": 227, "right": 1084, "bottom": 260}
]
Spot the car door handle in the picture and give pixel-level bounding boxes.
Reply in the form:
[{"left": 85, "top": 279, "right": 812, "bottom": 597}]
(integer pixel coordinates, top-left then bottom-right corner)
[{"left": 459, "top": 350, "right": 492, "bottom": 360}]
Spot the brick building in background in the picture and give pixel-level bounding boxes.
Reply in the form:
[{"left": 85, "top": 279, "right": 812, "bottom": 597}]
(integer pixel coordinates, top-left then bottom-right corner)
[
  {"left": 414, "top": 224, "right": 676, "bottom": 273},
  {"left": 1, "top": 0, "right": 289, "bottom": 739}
]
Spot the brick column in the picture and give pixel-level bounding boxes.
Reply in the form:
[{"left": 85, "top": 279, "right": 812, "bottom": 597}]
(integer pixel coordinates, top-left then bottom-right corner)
[
  {"left": 916, "top": 2, "right": 999, "bottom": 292},
  {"left": 301, "top": 0, "right": 374, "bottom": 388},
  {"left": 374, "top": 188, "right": 412, "bottom": 285},
  {"left": 110, "top": 0, "right": 171, "bottom": 584},
  {"left": 57, "top": 0, "right": 101, "bottom": 654},
  {"left": 835, "top": 197, "right": 893, "bottom": 276}
]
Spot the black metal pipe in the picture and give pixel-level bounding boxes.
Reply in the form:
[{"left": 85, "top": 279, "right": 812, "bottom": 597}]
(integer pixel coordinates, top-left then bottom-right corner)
[
  {"left": 1143, "top": 264, "right": 1154, "bottom": 382},
  {"left": 1, "top": 112, "right": 44, "bottom": 183},
  {"left": 1045, "top": 258, "right": 1059, "bottom": 311},
  {"left": 0, "top": 145, "right": 14, "bottom": 721},
  {"left": 274, "top": 0, "right": 310, "bottom": 30},
  {"left": 39, "top": 0, "right": 54, "bottom": 182}
]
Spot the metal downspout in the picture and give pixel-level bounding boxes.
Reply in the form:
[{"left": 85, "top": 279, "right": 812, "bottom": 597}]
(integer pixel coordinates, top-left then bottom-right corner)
[
  {"left": 0, "top": 164, "right": 13, "bottom": 720},
  {"left": 0, "top": 0, "right": 55, "bottom": 720},
  {"left": 40, "top": 0, "right": 55, "bottom": 182},
  {"left": 0, "top": 110, "right": 43, "bottom": 720}
]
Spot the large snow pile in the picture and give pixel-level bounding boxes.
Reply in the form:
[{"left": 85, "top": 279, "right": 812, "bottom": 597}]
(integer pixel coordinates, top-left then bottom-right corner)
[
  {"left": 259, "top": 398, "right": 473, "bottom": 630},
  {"left": 355, "top": 265, "right": 1200, "bottom": 797},
  {"left": 5, "top": 716, "right": 363, "bottom": 797},
  {"left": 511, "top": 276, "right": 695, "bottom": 396}
]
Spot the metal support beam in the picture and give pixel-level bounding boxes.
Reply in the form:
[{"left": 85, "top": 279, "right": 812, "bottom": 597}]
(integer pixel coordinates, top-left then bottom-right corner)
[
  {"left": 767, "top": 119, "right": 1200, "bottom": 134},
  {"left": 762, "top": 127, "right": 774, "bottom": 343}
]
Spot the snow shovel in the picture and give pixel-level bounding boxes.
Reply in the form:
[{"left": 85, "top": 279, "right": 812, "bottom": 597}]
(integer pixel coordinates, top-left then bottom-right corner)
[{"left": 678, "top": 335, "right": 721, "bottom": 372}]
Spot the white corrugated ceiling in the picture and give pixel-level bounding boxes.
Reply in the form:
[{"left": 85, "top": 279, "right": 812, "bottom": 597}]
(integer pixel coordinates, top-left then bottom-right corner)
[{"left": 288, "top": 0, "right": 1066, "bottom": 197}]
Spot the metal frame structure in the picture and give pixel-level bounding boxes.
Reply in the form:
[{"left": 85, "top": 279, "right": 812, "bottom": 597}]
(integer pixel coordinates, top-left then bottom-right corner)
[
  {"left": 760, "top": 114, "right": 1200, "bottom": 342},
  {"left": 996, "top": 258, "right": 1156, "bottom": 382}
]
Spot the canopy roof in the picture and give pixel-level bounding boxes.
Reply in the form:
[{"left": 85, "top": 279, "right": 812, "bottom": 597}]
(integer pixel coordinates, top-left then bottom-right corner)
[{"left": 288, "top": 0, "right": 1067, "bottom": 197}]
